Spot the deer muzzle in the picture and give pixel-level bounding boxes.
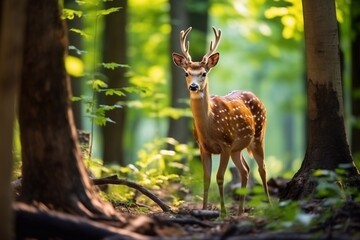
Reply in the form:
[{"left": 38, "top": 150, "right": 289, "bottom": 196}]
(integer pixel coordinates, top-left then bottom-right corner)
[{"left": 189, "top": 83, "right": 200, "bottom": 92}]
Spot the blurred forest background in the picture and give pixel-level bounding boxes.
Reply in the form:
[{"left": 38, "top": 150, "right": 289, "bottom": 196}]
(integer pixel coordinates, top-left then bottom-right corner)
[{"left": 13, "top": 0, "right": 359, "bottom": 193}]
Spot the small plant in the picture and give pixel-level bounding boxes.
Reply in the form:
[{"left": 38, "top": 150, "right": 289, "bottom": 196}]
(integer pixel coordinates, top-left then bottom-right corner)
[
  {"left": 257, "top": 165, "right": 360, "bottom": 235},
  {"left": 94, "top": 137, "right": 198, "bottom": 210}
]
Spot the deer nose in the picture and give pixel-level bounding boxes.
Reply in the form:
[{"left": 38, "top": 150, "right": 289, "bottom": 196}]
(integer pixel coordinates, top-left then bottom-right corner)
[{"left": 189, "top": 83, "right": 199, "bottom": 92}]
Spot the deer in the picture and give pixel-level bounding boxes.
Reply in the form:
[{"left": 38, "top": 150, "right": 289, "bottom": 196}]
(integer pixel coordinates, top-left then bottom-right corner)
[{"left": 172, "top": 27, "right": 271, "bottom": 216}]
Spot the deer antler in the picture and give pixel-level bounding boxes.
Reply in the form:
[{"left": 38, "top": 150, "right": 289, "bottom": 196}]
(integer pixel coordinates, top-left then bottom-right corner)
[
  {"left": 201, "top": 27, "right": 221, "bottom": 64},
  {"left": 180, "top": 27, "right": 192, "bottom": 62}
]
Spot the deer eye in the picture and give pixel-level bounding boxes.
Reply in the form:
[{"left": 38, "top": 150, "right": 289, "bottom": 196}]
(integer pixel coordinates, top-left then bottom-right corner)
[
  {"left": 202, "top": 72, "right": 207, "bottom": 77},
  {"left": 185, "top": 72, "right": 189, "bottom": 77}
]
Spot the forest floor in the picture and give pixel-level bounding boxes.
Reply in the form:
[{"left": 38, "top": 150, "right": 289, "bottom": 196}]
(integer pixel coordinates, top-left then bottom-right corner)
[
  {"left": 113, "top": 200, "right": 360, "bottom": 239},
  {"left": 106, "top": 177, "right": 360, "bottom": 240},
  {"left": 13, "top": 175, "right": 360, "bottom": 239}
]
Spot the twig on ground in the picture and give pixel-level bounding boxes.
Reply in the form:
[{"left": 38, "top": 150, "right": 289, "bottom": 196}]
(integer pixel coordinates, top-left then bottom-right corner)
[{"left": 92, "top": 175, "right": 172, "bottom": 213}]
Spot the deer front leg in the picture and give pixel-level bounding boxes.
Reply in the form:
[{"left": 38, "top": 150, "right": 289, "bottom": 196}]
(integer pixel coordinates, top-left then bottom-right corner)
[
  {"left": 217, "top": 151, "right": 230, "bottom": 217},
  {"left": 201, "top": 150, "right": 212, "bottom": 210}
]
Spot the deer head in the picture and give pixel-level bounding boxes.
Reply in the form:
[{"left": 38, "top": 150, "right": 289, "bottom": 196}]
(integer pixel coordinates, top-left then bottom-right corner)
[{"left": 172, "top": 27, "right": 221, "bottom": 98}]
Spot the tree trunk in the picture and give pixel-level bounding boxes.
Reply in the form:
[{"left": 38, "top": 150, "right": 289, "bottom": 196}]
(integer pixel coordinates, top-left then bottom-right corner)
[
  {"left": 101, "top": 0, "right": 127, "bottom": 166},
  {"left": 0, "top": 0, "right": 26, "bottom": 238},
  {"left": 280, "top": 0, "right": 360, "bottom": 200},
  {"left": 18, "top": 0, "right": 121, "bottom": 220},
  {"left": 168, "top": 0, "right": 191, "bottom": 145},
  {"left": 187, "top": 0, "right": 210, "bottom": 61},
  {"left": 351, "top": 1, "right": 360, "bottom": 165},
  {"left": 168, "top": 0, "right": 210, "bottom": 146}
]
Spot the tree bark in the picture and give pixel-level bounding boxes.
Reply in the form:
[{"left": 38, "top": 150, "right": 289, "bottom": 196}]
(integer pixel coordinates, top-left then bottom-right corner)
[
  {"left": 280, "top": 0, "right": 360, "bottom": 200},
  {"left": 18, "top": 0, "right": 121, "bottom": 220},
  {"left": 14, "top": 202, "right": 145, "bottom": 240},
  {"left": 101, "top": 0, "right": 128, "bottom": 166},
  {"left": 0, "top": 0, "right": 26, "bottom": 239},
  {"left": 351, "top": 1, "right": 360, "bottom": 164}
]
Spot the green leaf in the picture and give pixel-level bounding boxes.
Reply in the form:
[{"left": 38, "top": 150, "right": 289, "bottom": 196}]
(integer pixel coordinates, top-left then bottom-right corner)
[
  {"left": 101, "top": 62, "right": 130, "bottom": 70},
  {"left": 90, "top": 79, "right": 108, "bottom": 90},
  {"left": 86, "top": 114, "right": 115, "bottom": 126},
  {"left": 68, "top": 45, "right": 87, "bottom": 55},
  {"left": 70, "top": 28, "right": 91, "bottom": 39},
  {"left": 75, "top": 0, "right": 87, "bottom": 6},
  {"left": 98, "top": 104, "right": 122, "bottom": 111},
  {"left": 62, "top": 9, "right": 83, "bottom": 20},
  {"left": 97, "top": 7, "right": 121, "bottom": 16},
  {"left": 123, "top": 86, "right": 148, "bottom": 94},
  {"left": 71, "top": 96, "right": 82, "bottom": 102},
  {"left": 104, "top": 89, "right": 126, "bottom": 96}
]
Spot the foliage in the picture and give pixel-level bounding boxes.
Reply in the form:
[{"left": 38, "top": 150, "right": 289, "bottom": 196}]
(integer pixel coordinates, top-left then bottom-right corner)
[
  {"left": 64, "top": 3, "right": 125, "bottom": 111},
  {"left": 86, "top": 137, "right": 199, "bottom": 209},
  {"left": 63, "top": 0, "right": 138, "bottom": 159},
  {"left": 249, "top": 166, "right": 360, "bottom": 234}
]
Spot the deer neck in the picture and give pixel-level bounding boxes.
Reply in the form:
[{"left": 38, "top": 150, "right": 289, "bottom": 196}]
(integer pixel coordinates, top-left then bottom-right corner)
[{"left": 189, "top": 83, "right": 212, "bottom": 141}]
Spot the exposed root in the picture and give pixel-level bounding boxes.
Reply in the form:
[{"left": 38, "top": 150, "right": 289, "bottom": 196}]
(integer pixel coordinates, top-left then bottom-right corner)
[{"left": 92, "top": 175, "right": 172, "bottom": 213}]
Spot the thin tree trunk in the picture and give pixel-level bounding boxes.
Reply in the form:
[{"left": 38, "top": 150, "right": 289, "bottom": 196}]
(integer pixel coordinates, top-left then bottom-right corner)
[
  {"left": 351, "top": 1, "right": 360, "bottom": 164},
  {"left": 168, "top": 0, "right": 210, "bottom": 146},
  {"left": 281, "top": 0, "right": 360, "bottom": 200},
  {"left": 0, "top": 0, "right": 26, "bottom": 238},
  {"left": 168, "top": 0, "right": 191, "bottom": 145},
  {"left": 187, "top": 0, "right": 209, "bottom": 60},
  {"left": 101, "top": 0, "right": 127, "bottom": 166},
  {"left": 19, "top": 0, "right": 121, "bottom": 220}
]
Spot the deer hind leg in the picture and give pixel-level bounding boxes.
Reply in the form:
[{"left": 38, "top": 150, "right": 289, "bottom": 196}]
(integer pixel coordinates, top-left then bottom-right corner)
[
  {"left": 231, "top": 151, "right": 250, "bottom": 215},
  {"left": 201, "top": 150, "right": 212, "bottom": 210},
  {"left": 249, "top": 141, "right": 271, "bottom": 204},
  {"left": 216, "top": 151, "right": 230, "bottom": 217}
]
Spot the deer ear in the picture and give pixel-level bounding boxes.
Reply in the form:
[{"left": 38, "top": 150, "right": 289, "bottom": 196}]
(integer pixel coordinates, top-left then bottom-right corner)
[
  {"left": 206, "top": 53, "right": 220, "bottom": 69},
  {"left": 172, "top": 53, "right": 188, "bottom": 68}
]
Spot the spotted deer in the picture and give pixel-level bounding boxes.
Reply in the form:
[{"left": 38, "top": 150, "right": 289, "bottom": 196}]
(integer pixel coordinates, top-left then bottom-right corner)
[{"left": 172, "top": 27, "right": 271, "bottom": 216}]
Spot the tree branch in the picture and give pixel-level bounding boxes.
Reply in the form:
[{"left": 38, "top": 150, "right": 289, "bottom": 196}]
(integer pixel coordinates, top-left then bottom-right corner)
[{"left": 92, "top": 175, "right": 172, "bottom": 213}]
